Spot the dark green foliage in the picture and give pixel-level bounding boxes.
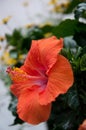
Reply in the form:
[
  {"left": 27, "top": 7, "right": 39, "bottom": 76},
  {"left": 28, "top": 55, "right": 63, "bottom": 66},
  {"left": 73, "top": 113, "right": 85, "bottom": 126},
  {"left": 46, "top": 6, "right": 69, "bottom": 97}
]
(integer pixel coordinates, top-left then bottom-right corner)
[
  {"left": 40, "top": 24, "right": 54, "bottom": 34},
  {"left": 65, "top": 0, "right": 82, "bottom": 13},
  {"left": 52, "top": 19, "right": 86, "bottom": 38},
  {"left": 52, "top": 19, "right": 78, "bottom": 38},
  {"left": 80, "top": 54, "right": 86, "bottom": 71},
  {"left": 8, "top": 94, "right": 24, "bottom": 125},
  {"left": 74, "top": 2, "right": 86, "bottom": 20},
  {"left": 73, "top": 31, "right": 86, "bottom": 47},
  {"left": 6, "top": 26, "right": 44, "bottom": 55}
]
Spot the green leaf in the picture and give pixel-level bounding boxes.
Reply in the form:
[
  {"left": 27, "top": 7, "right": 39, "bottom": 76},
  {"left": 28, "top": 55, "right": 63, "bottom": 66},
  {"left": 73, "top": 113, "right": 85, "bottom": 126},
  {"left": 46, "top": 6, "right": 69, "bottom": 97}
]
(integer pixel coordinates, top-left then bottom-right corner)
[
  {"left": 65, "top": 0, "right": 81, "bottom": 13},
  {"left": 52, "top": 19, "right": 86, "bottom": 38},
  {"left": 81, "top": 46, "right": 86, "bottom": 55},
  {"left": 80, "top": 89, "right": 86, "bottom": 104},
  {"left": 41, "top": 25, "right": 53, "bottom": 34},
  {"left": 74, "top": 2, "right": 86, "bottom": 20},
  {"left": 8, "top": 94, "right": 17, "bottom": 116},
  {"left": 8, "top": 94, "right": 24, "bottom": 125},
  {"left": 73, "top": 31, "right": 86, "bottom": 47},
  {"left": 11, "top": 115, "right": 24, "bottom": 125},
  {"left": 80, "top": 54, "right": 86, "bottom": 71},
  {"left": 53, "top": 111, "right": 78, "bottom": 130},
  {"left": 66, "top": 88, "right": 80, "bottom": 110},
  {"left": 52, "top": 19, "right": 78, "bottom": 38}
]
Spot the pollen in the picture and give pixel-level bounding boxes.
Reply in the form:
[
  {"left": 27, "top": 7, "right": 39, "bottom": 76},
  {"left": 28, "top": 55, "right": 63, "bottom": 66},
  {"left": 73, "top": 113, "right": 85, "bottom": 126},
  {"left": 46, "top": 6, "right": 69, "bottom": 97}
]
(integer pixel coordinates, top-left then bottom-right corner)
[{"left": 8, "top": 67, "right": 28, "bottom": 83}]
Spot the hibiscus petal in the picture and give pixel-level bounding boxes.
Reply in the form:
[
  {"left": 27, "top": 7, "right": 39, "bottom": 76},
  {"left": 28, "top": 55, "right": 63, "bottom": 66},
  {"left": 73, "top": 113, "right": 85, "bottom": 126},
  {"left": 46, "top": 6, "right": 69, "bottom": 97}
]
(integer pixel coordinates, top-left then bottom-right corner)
[
  {"left": 38, "top": 36, "right": 63, "bottom": 72},
  {"left": 39, "top": 55, "right": 74, "bottom": 105},
  {"left": 21, "top": 40, "right": 44, "bottom": 76},
  {"left": 17, "top": 86, "right": 51, "bottom": 125},
  {"left": 10, "top": 83, "right": 30, "bottom": 97},
  {"left": 21, "top": 36, "right": 63, "bottom": 75}
]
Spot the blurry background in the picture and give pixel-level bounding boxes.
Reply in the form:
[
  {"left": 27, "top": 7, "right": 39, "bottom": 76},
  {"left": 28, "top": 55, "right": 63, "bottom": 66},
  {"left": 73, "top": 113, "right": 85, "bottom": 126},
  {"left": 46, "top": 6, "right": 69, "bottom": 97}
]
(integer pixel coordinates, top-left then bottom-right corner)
[
  {"left": 0, "top": 0, "right": 71, "bottom": 35},
  {"left": 0, "top": 0, "right": 50, "bottom": 35}
]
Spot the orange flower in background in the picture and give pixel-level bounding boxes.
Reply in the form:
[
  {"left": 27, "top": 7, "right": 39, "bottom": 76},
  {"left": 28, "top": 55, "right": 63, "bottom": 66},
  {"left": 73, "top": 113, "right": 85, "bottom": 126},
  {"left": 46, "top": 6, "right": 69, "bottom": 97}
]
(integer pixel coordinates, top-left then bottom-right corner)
[
  {"left": 7, "top": 36, "right": 74, "bottom": 125},
  {"left": 78, "top": 120, "right": 86, "bottom": 130}
]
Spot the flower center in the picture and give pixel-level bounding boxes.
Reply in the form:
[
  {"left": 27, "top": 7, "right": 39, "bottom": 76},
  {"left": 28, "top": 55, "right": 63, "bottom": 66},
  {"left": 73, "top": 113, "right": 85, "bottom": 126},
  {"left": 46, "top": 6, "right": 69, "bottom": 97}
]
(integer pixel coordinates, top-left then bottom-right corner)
[
  {"left": 29, "top": 73, "right": 48, "bottom": 90},
  {"left": 28, "top": 68, "right": 48, "bottom": 91}
]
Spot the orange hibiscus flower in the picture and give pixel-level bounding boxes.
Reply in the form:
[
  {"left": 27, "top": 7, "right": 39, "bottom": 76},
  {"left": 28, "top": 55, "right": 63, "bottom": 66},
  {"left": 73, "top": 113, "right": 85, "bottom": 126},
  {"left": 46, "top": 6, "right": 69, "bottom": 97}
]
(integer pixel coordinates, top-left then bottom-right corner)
[{"left": 7, "top": 36, "right": 74, "bottom": 125}]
